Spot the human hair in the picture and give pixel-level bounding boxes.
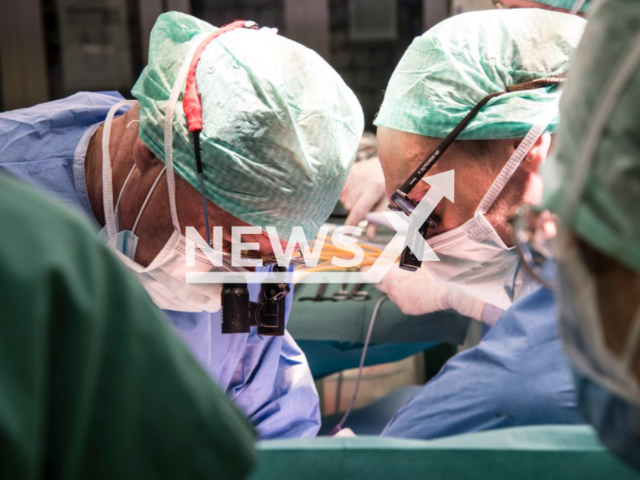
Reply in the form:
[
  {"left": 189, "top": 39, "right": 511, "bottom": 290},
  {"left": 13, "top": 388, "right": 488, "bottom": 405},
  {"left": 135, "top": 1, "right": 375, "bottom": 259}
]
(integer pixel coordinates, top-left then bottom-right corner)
[{"left": 456, "top": 139, "right": 492, "bottom": 157}]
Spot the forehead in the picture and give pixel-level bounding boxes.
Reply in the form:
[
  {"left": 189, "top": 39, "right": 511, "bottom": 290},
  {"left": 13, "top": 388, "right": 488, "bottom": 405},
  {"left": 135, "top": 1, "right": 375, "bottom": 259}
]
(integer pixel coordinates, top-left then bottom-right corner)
[
  {"left": 377, "top": 127, "right": 466, "bottom": 175},
  {"left": 378, "top": 128, "right": 437, "bottom": 163}
]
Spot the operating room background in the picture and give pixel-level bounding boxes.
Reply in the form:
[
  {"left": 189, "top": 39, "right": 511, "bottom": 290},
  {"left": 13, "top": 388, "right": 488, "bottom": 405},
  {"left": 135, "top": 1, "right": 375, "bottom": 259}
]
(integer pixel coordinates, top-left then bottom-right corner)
[{"left": 0, "top": 0, "right": 492, "bottom": 127}]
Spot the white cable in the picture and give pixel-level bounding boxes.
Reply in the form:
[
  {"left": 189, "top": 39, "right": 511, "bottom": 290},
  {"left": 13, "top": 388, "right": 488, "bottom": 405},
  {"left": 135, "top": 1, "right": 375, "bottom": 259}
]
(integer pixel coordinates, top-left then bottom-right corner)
[{"left": 332, "top": 294, "right": 388, "bottom": 434}]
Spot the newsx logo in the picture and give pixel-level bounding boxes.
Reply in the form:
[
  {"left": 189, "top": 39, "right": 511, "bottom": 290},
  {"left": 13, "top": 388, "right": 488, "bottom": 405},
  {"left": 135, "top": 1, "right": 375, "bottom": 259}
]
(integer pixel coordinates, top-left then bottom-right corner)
[{"left": 185, "top": 171, "right": 454, "bottom": 285}]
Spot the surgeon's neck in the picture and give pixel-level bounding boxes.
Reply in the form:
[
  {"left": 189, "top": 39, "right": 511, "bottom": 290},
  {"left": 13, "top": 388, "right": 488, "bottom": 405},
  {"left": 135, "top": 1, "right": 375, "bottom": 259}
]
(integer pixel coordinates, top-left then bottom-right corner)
[
  {"left": 84, "top": 105, "right": 191, "bottom": 266},
  {"left": 85, "top": 105, "right": 141, "bottom": 228}
]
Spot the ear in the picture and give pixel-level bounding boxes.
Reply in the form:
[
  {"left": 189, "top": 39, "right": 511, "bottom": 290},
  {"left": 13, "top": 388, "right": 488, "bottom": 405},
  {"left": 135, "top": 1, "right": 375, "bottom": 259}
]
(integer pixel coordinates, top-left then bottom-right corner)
[
  {"left": 518, "top": 133, "right": 552, "bottom": 174},
  {"left": 133, "top": 138, "right": 160, "bottom": 174}
]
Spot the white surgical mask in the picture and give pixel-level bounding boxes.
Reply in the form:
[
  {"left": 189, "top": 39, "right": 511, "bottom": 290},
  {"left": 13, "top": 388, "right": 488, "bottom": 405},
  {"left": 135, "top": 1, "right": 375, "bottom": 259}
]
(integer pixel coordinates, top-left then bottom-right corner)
[
  {"left": 424, "top": 106, "right": 558, "bottom": 310},
  {"left": 100, "top": 40, "right": 244, "bottom": 312}
]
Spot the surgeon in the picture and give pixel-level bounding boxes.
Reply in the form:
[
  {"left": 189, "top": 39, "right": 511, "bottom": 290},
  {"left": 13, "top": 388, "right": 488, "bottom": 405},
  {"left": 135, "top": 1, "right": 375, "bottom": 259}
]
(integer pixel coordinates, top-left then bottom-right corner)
[
  {"left": 0, "top": 171, "right": 256, "bottom": 478},
  {"left": 339, "top": 2, "right": 591, "bottom": 233},
  {"left": 532, "top": 0, "right": 640, "bottom": 470},
  {"left": 0, "top": 13, "right": 364, "bottom": 439},
  {"left": 373, "top": 9, "right": 587, "bottom": 439}
]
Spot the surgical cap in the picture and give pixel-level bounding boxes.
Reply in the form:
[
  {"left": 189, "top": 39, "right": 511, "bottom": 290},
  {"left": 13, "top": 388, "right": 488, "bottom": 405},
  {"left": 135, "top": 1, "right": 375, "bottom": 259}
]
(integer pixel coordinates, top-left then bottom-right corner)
[
  {"left": 374, "top": 9, "right": 585, "bottom": 140},
  {"left": 543, "top": 0, "right": 640, "bottom": 274},
  {"left": 132, "top": 12, "right": 363, "bottom": 239},
  {"left": 536, "top": 0, "right": 591, "bottom": 13}
]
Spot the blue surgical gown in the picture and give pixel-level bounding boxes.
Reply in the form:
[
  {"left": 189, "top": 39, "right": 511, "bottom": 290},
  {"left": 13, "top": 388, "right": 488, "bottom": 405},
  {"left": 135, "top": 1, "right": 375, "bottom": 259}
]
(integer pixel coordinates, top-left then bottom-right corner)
[
  {"left": 382, "top": 286, "right": 585, "bottom": 439},
  {"left": 0, "top": 92, "right": 320, "bottom": 439}
]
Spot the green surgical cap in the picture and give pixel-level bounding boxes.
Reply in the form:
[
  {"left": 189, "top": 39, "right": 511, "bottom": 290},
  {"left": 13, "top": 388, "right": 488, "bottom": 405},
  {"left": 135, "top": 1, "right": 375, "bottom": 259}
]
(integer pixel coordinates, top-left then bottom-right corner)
[
  {"left": 374, "top": 9, "right": 585, "bottom": 140},
  {"left": 536, "top": 0, "right": 591, "bottom": 13},
  {"left": 132, "top": 12, "right": 364, "bottom": 239},
  {"left": 543, "top": 0, "right": 640, "bottom": 274}
]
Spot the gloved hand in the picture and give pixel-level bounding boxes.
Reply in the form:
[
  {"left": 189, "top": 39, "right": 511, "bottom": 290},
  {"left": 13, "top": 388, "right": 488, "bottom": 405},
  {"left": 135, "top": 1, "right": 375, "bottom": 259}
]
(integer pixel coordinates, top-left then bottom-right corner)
[
  {"left": 339, "top": 156, "right": 387, "bottom": 237},
  {"left": 363, "top": 265, "right": 487, "bottom": 320}
]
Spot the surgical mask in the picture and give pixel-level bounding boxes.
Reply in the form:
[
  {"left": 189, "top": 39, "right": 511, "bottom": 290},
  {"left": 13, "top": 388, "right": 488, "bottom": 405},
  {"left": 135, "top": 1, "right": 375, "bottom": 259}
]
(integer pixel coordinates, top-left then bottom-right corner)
[
  {"left": 556, "top": 233, "right": 640, "bottom": 470},
  {"left": 425, "top": 115, "right": 556, "bottom": 310},
  {"left": 100, "top": 56, "right": 244, "bottom": 313},
  {"left": 98, "top": 163, "right": 163, "bottom": 260}
]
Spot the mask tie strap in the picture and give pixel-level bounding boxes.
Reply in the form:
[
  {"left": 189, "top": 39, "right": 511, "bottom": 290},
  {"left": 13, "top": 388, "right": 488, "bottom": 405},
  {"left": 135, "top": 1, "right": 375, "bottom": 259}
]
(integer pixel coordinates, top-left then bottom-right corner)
[
  {"left": 132, "top": 167, "right": 167, "bottom": 235},
  {"left": 163, "top": 36, "right": 205, "bottom": 233},
  {"left": 570, "top": 0, "right": 586, "bottom": 15},
  {"left": 621, "top": 309, "right": 640, "bottom": 373},
  {"left": 476, "top": 98, "right": 559, "bottom": 216},
  {"left": 102, "top": 99, "right": 138, "bottom": 245},
  {"left": 114, "top": 164, "right": 137, "bottom": 213}
]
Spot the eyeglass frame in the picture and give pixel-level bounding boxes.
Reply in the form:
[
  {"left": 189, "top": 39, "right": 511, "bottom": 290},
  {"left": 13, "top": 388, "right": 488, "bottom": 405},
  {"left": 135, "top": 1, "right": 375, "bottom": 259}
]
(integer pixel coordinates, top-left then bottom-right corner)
[
  {"left": 388, "top": 75, "right": 567, "bottom": 217},
  {"left": 388, "top": 75, "right": 566, "bottom": 270}
]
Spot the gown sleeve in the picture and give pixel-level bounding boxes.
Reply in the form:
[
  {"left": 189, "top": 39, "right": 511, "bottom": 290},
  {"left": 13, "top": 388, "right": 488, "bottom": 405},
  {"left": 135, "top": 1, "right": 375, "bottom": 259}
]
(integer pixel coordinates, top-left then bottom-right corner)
[{"left": 382, "top": 287, "right": 584, "bottom": 440}]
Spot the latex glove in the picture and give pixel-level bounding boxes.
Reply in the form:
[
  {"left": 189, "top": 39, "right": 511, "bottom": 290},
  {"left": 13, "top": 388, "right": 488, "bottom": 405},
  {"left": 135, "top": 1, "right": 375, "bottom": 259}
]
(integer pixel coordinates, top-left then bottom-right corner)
[
  {"left": 363, "top": 265, "right": 486, "bottom": 320},
  {"left": 333, "top": 428, "right": 357, "bottom": 438},
  {"left": 340, "top": 156, "right": 387, "bottom": 238}
]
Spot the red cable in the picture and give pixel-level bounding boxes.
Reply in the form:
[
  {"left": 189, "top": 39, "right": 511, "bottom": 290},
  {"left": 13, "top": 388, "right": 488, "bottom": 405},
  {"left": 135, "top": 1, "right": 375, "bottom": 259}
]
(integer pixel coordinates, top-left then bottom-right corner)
[{"left": 183, "top": 20, "right": 255, "bottom": 132}]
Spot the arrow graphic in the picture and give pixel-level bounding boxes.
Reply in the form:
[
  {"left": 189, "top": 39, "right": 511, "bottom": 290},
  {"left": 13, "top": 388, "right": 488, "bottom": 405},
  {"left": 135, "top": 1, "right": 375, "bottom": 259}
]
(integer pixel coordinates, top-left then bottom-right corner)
[{"left": 364, "top": 170, "right": 455, "bottom": 283}]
